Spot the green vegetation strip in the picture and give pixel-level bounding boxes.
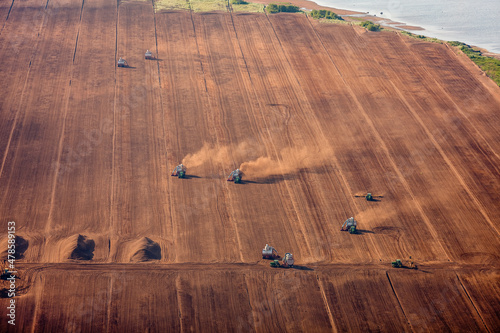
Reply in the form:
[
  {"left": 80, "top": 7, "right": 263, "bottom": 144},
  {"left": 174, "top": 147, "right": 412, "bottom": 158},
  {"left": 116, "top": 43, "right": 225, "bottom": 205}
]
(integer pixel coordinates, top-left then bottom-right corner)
[
  {"left": 400, "top": 31, "right": 442, "bottom": 44},
  {"left": 154, "top": 0, "right": 190, "bottom": 11},
  {"left": 190, "top": 0, "right": 227, "bottom": 12},
  {"left": 154, "top": 0, "right": 226, "bottom": 12},
  {"left": 449, "top": 41, "right": 500, "bottom": 86}
]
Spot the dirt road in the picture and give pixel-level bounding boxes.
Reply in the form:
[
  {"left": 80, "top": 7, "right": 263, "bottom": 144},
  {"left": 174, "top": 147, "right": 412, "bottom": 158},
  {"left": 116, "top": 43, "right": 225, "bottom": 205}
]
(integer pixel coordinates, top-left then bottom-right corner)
[{"left": 0, "top": 0, "right": 499, "bottom": 331}]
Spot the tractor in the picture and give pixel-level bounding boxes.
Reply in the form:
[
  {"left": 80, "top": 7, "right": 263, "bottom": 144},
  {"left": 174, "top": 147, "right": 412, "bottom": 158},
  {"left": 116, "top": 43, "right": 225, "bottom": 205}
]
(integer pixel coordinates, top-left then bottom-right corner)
[
  {"left": 354, "top": 192, "right": 383, "bottom": 201},
  {"left": 391, "top": 259, "right": 403, "bottom": 268},
  {"left": 282, "top": 253, "right": 294, "bottom": 268},
  {"left": 270, "top": 260, "right": 280, "bottom": 268},
  {"left": 391, "top": 256, "right": 417, "bottom": 269}
]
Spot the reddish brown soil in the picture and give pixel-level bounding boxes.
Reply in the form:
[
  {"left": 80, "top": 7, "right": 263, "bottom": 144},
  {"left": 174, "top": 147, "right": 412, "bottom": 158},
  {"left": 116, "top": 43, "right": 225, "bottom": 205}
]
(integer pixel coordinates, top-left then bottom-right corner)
[{"left": 0, "top": 0, "right": 499, "bottom": 331}]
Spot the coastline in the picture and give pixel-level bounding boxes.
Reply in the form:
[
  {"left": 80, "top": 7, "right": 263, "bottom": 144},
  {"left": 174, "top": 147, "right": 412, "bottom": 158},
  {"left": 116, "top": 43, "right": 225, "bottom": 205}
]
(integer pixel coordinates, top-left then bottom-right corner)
[{"left": 252, "top": 0, "right": 500, "bottom": 58}]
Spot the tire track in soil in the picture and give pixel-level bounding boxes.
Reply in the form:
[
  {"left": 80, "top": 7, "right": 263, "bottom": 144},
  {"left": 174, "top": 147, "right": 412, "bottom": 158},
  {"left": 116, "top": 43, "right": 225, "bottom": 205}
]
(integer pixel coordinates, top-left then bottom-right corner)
[
  {"left": 46, "top": 0, "right": 85, "bottom": 233},
  {"left": 267, "top": 14, "right": 413, "bottom": 261},
  {"left": 195, "top": 13, "right": 252, "bottom": 262},
  {"left": 339, "top": 26, "right": 500, "bottom": 250},
  {"left": 455, "top": 272, "right": 491, "bottom": 333},
  {"left": 0, "top": 3, "right": 48, "bottom": 181},
  {"left": 398, "top": 34, "right": 500, "bottom": 161},
  {"left": 228, "top": 13, "right": 327, "bottom": 261},
  {"left": 109, "top": 0, "right": 119, "bottom": 248},
  {"left": 306, "top": 19, "right": 451, "bottom": 261},
  {"left": 193, "top": 11, "right": 241, "bottom": 262},
  {"left": 263, "top": 14, "right": 381, "bottom": 261},
  {"left": 224, "top": 11, "right": 300, "bottom": 262},
  {"left": 368, "top": 31, "right": 500, "bottom": 225},
  {"left": 316, "top": 275, "right": 338, "bottom": 333},
  {"left": 386, "top": 271, "right": 414, "bottom": 332},
  {"left": 0, "top": 0, "right": 15, "bottom": 36}
]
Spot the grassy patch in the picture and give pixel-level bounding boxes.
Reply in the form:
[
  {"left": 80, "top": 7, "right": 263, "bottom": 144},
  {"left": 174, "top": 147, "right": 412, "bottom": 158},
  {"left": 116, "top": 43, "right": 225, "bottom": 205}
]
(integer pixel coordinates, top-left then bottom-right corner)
[
  {"left": 154, "top": 0, "right": 190, "bottom": 11},
  {"left": 400, "top": 31, "right": 442, "bottom": 44},
  {"left": 449, "top": 41, "right": 500, "bottom": 86},
  {"left": 189, "top": 0, "right": 227, "bottom": 11},
  {"left": 232, "top": 2, "right": 264, "bottom": 12}
]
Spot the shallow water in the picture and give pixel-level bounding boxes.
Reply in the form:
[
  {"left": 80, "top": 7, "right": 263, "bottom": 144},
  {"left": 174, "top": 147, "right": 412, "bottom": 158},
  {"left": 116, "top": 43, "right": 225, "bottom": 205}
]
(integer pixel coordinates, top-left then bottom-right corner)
[{"left": 315, "top": 0, "right": 500, "bottom": 53}]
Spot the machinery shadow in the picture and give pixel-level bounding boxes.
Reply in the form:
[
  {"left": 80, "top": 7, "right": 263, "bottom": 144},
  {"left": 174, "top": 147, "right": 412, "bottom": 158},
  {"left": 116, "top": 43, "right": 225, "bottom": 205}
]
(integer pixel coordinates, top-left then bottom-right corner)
[
  {"left": 291, "top": 265, "right": 314, "bottom": 271},
  {"left": 247, "top": 175, "right": 294, "bottom": 184},
  {"left": 247, "top": 168, "right": 334, "bottom": 185},
  {"left": 183, "top": 175, "right": 201, "bottom": 179},
  {"left": 238, "top": 180, "right": 260, "bottom": 184},
  {"left": 353, "top": 229, "right": 375, "bottom": 235}
]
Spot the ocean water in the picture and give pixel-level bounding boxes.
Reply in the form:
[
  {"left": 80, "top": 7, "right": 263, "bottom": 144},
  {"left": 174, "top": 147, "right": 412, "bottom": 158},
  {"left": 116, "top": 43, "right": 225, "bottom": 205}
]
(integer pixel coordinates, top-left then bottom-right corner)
[{"left": 314, "top": 0, "right": 500, "bottom": 53}]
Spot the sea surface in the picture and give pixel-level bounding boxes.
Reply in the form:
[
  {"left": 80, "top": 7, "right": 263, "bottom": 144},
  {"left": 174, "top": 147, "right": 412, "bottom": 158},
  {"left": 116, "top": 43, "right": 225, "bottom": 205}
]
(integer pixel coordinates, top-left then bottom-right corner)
[{"left": 315, "top": 0, "right": 500, "bottom": 53}]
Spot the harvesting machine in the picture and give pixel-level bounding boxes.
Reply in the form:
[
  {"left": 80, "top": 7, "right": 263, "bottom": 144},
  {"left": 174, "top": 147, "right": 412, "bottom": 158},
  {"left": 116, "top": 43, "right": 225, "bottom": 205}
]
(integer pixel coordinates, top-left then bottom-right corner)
[
  {"left": 227, "top": 169, "right": 243, "bottom": 183},
  {"left": 117, "top": 57, "right": 129, "bottom": 68},
  {"left": 341, "top": 217, "right": 357, "bottom": 234},
  {"left": 145, "top": 50, "right": 155, "bottom": 60},
  {"left": 171, "top": 164, "right": 187, "bottom": 178},
  {"left": 262, "top": 244, "right": 279, "bottom": 259}
]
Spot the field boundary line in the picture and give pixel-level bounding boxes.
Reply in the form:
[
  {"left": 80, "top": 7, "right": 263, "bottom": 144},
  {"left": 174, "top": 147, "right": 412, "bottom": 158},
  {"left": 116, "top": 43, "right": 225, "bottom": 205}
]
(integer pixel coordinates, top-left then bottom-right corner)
[
  {"left": 109, "top": 0, "right": 120, "bottom": 241},
  {"left": 385, "top": 271, "right": 414, "bottom": 332},
  {"left": 175, "top": 275, "right": 186, "bottom": 333},
  {"left": 46, "top": 0, "right": 86, "bottom": 232},
  {"left": 105, "top": 275, "right": 114, "bottom": 332},
  {"left": 0, "top": 0, "right": 15, "bottom": 35},
  {"left": 455, "top": 272, "right": 491, "bottom": 333},
  {"left": 316, "top": 275, "right": 338, "bottom": 333}
]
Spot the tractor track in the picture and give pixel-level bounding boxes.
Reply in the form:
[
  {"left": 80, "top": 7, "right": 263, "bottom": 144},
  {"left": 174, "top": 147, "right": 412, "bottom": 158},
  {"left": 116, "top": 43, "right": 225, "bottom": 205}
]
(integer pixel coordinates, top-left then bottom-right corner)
[
  {"left": 0, "top": 15, "right": 45, "bottom": 183},
  {"left": 455, "top": 272, "right": 491, "bottom": 333},
  {"left": 385, "top": 271, "right": 414, "bottom": 332},
  {"left": 226, "top": 14, "right": 311, "bottom": 260},
  {"left": 46, "top": 0, "right": 85, "bottom": 232},
  {"left": 0, "top": 0, "right": 15, "bottom": 36},
  {"left": 307, "top": 19, "right": 452, "bottom": 261}
]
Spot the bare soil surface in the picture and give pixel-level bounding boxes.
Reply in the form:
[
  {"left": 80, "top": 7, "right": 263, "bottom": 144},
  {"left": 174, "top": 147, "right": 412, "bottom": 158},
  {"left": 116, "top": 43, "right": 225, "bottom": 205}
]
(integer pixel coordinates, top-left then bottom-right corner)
[{"left": 0, "top": 1, "right": 499, "bottom": 331}]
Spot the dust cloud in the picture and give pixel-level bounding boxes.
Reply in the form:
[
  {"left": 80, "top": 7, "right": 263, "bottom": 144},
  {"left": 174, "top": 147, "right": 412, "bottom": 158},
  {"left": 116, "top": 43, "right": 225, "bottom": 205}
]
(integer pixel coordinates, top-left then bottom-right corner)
[
  {"left": 240, "top": 145, "right": 334, "bottom": 178},
  {"left": 181, "top": 142, "right": 334, "bottom": 178}
]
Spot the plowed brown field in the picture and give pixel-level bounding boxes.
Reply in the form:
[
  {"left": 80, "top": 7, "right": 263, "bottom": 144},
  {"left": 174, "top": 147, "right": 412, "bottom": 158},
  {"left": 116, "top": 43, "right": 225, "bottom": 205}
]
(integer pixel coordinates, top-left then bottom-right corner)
[{"left": 1, "top": 0, "right": 499, "bottom": 331}]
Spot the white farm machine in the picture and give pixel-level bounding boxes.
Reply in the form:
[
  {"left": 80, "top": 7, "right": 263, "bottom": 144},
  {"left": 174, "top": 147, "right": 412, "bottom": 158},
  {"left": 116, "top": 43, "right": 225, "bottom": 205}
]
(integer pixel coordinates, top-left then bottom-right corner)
[
  {"left": 171, "top": 164, "right": 187, "bottom": 178},
  {"left": 117, "top": 57, "right": 129, "bottom": 68},
  {"left": 262, "top": 244, "right": 279, "bottom": 259},
  {"left": 263, "top": 244, "right": 294, "bottom": 268},
  {"left": 227, "top": 169, "right": 243, "bottom": 184},
  {"left": 145, "top": 50, "right": 155, "bottom": 60},
  {"left": 341, "top": 217, "right": 357, "bottom": 234}
]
